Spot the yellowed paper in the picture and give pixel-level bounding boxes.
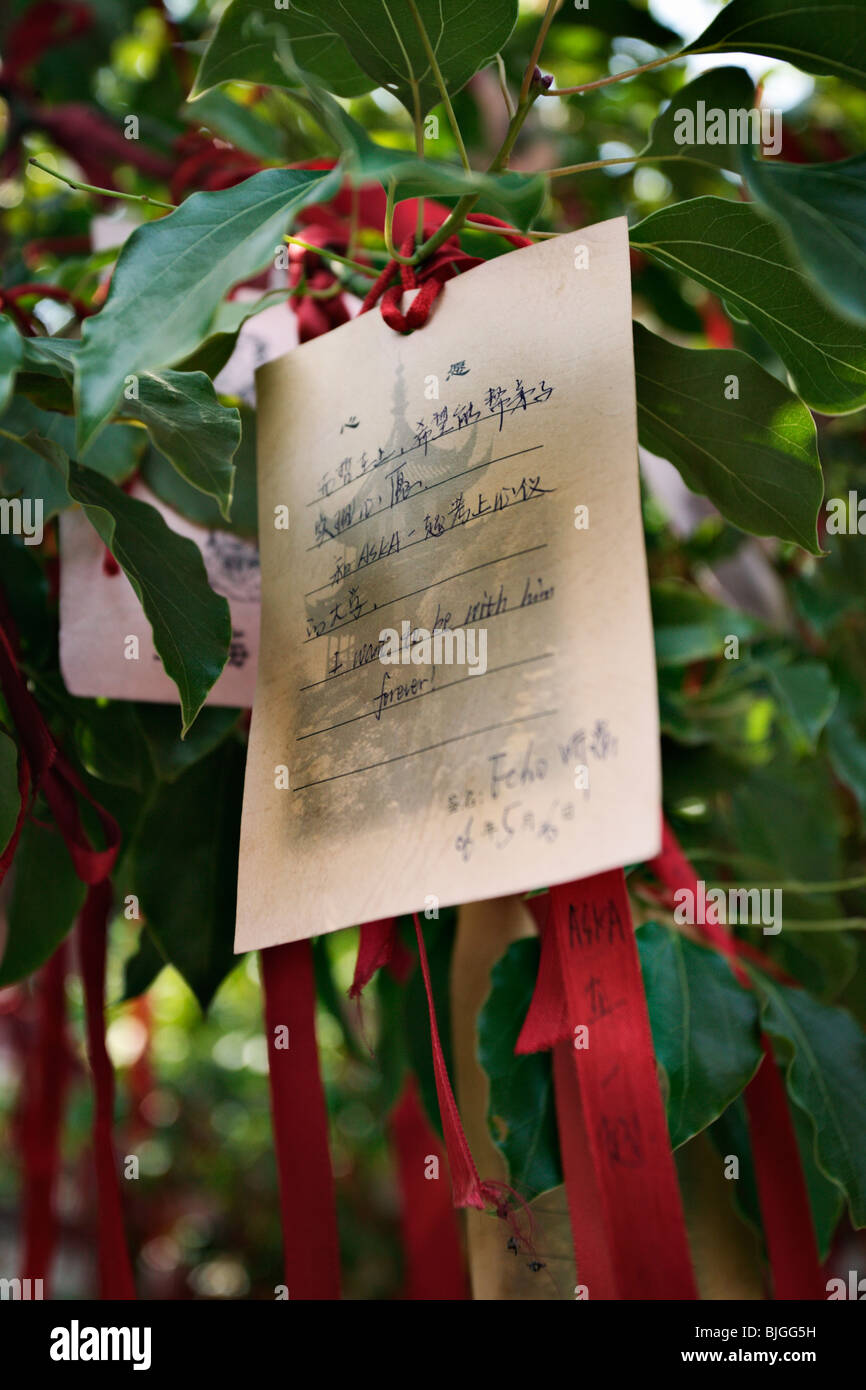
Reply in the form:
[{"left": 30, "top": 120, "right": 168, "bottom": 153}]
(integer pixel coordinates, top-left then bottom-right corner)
[
  {"left": 237, "top": 219, "right": 659, "bottom": 949},
  {"left": 59, "top": 480, "right": 259, "bottom": 707}
]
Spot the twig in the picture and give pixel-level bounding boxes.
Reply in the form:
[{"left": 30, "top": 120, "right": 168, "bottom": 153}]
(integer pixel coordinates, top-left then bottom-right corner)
[
  {"left": 28, "top": 157, "right": 176, "bottom": 210},
  {"left": 518, "top": 0, "right": 560, "bottom": 104},
  {"left": 284, "top": 236, "right": 379, "bottom": 278},
  {"left": 541, "top": 49, "right": 686, "bottom": 97}
]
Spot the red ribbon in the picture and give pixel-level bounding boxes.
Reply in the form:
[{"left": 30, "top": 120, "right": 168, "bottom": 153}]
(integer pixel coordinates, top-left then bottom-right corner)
[
  {"left": 519, "top": 871, "right": 698, "bottom": 1299},
  {"left": 261, "top": 941, "right": 341, "bottom": 1299},
  {"left": 0, "top": 598, "right": 132, "bottom": 1298},
  {"left": 19, "top": 943, "right": 71, "bottom": 1294},
  {"left": 78, "top": 881, "right": 137, "bottom": 1299},
  {"left": 348, "top": 917, "right": 399, "bottom": 999},
  {"left": 389, "top": 1077, "right": 468, "bottom": 1300},
  {"left": 649, "top": 820, "right": 824, "bottom": 1300}
]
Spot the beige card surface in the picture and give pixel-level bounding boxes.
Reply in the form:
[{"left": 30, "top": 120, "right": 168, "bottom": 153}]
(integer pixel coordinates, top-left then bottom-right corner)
[
  {"left": 237, "top": 218, "right": 659, "bottom": 950},
  {"left": 60, "top": 480, "right": 260, "bottom": 707}
]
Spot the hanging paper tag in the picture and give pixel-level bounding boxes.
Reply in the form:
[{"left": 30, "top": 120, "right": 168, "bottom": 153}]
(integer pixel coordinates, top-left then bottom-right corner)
[
  {"left": 59, "top": 480, "right": 259, "bottom": 707},
  {"left": 238, "top": 220, "right": 659, "bottom": 948}
]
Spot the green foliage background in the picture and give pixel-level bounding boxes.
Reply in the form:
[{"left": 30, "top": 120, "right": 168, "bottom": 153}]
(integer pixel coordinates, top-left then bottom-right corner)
[{"left": 0, "top": 0, "right": 865, "bottom": 1298}]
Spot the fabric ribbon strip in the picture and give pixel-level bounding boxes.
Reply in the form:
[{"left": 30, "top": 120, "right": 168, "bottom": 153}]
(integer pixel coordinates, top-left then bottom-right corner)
[
  {"left": 389, "top": 1077, "right": 468, "bottom": 1300},
  {"left": 0, "top": 597, "right": 132, "bottom": 1297},
  {"left": 78, "top": 881, "right": 137, "bottom": 1299},
  {"left": 649, "top": 820, "right": 824, "bottom": 1300},
  {"left": 261, "top": 940, "right": 342, "bottom": 1299},
  {"left": 19, "top": 943, "right": 71, "bottom": 1295},
  {"left": 518, "top": 870, "right": 699, "bottom": 1299}
]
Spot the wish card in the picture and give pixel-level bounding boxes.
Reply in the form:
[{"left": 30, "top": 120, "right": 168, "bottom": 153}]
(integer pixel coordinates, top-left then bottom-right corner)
[{"left": 237, "top": 219, "right": 659, "bottom": 948}]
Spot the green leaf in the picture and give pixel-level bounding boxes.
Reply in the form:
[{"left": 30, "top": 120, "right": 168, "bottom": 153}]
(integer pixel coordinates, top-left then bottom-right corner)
[
  {"left": 60, "top": 458, "right": 231, "bottom": 733},
  {"left": 174, "top": 289, "right": 290, "bottom": 379},
  {"left": 630, "top": 197, "right": 866, "bottom": 415},
  {"left": 766, "top": 660, "right": 838, "bottom": 752},
  {"left": 134, "top": 740, "right": 245, "bottom": 1011},
  {"left": 124, "top": 371, "right": 241, "bottom": 520},
  {"left": 651, "top": 580, "right": 759, "bottom": 666},
  {"left": 0, "top": 730, "right": 20, "bottom": 857},
  {"left": 120, "top": 926, "right": 168, "bottom": 1003},
  {"left": 0, "top": 821, "right": 86, "bottom": 986},
  {"left": 141, "top": 405, "right": 258, "bottom": 535},
  {"left": 641, "top": 66, "right": 756, "bottom": 174},
  {"left": 688, "top": 0, "right": 866, "bottom": 91},
  {"left": 14, "top": 335, "right": 240, "bottom": 514},
  {"left": 75, "top": 166, "right": 340, "bottom": 448},
  {"left": 635, "top": 324, "right": 824, "bottom": 552},
  {"left": 826, "top": 708, "right": 866, "bottom": 819},
  {"left": 192, "top": 0, "right": 376, "bottom": 99},
  {"left": 267, "top": 35, "right": 546, "bottom": 227},
  {"left": 637, "top": 921, "right": 763, "bottom": 1149},
  {"left": 754, "top": 973, "right": 866, "bottom": 1226},
  {"left": 0, "top": 315, "right": 23, "bottom": 414},
  {"left": 478, "top": 938, "right": 563, "bottom": 1197},
  {"left": 0, "top": 397, "right": 143, "bottom": 518},
  {"left": 743, "top": 149, "right": 866, "bottom": 325},
  {"left": 568, "top": 0, "right": 681, "bottom": 47},
  {"left": 790, "top": 1099, "right": 844, "bottom": 1258},
  {"left": 312, "top": 0, "right": 518, "bottom": 117},
  {"left": 134, "top": 704, "right": 241, "bottom": 782}
]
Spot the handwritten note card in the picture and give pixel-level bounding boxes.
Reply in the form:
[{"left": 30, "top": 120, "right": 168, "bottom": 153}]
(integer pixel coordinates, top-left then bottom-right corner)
[
  {"left": 236, "top": 218, "right": 659, "bottom": 950},
  {"left": 60, "top": 480, "right": 260, "bottom": 707}
]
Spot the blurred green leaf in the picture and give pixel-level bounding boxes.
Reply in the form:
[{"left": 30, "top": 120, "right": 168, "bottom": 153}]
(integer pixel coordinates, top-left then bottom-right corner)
[
  {"left": 641, "top": 66, "right": 756, "bottom": 173},
  {"left": 0, "top": 730, "right": 20, "bottom": 857},
  {"left": 313, "top": 0, "right": 518, "bottom": 117},
  {"left": 637, "top": 920, "right": 763, "bottom": 1149},
  {"left": 75, "top": 167, "right": 340, "bottom": 448},
  {"left": 743, "top": 149, "right": 866, "bottom": 325},
  {"left": 478, "top": 937, "right": 562, "bottom": 1197},
  {"left": 192, "top": 0, "right": 376, "bottom": 100},
  {"left": 60, "top": 459, "right": 232, "bottom": 734},
  {"left": 0, "top": 821, "right": 85, "bottom": 986},
  {"left": 754, "top": 973, "right": 866, "bottom": 1226},
  {"left": 688, "top": 0, "right": 866, "bottom": 90},
  {"left": 651, "top": 581, "right": 759, "bottom": 666},
  {"left": 635, "top": 324, "right": 824, "bottom": 551},
  {"left": 0, "top": 315, "right": 23, "bottom": 414},
  {"left": 631, "top": 197, "right": 866, "bottom": 414},
  {"left": 134, "top": 740, "right": 245, "bottom": 1011}
]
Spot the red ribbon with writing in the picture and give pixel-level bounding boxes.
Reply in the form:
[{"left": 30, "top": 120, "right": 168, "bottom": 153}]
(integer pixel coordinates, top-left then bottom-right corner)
[{"left": 519, "top": 870, "right": 698, "bottom": 1298}]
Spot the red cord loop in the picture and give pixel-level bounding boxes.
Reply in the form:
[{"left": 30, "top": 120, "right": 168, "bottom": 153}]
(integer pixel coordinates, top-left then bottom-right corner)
[{"left": 361, "top": 218, "right": 532, "bottom": 333}]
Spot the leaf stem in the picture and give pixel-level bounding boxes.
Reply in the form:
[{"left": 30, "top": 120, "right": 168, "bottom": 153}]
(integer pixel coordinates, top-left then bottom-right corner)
[
  {"left": 464, "top": 219, "right": 556, "bottom": 239},
  {"left": 494, "top": 53, "right": 515, "bottom": 119},
  {"left": 541, "top": 49, "right": 686, "bottom": 97},
  {"left": 384, "top": 181, "right": 418, "bottom": 265},
  {"left": 407, "top": 0, "right": 471, "bottom": 172},
  {"left": 283, "top": 236, "right": 379, "bottom": 278},
  {"left": 28, "top": 157, "right": 176, "bottom": 210}
]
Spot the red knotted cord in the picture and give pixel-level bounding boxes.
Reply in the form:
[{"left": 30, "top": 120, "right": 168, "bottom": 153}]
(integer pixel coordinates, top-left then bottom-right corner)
[
  {"left": 411, "top": 913, "right": 536, "bottom": 1252},
  {"left": 361, "top": 219, "right": 531, "bottom": 333}
]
